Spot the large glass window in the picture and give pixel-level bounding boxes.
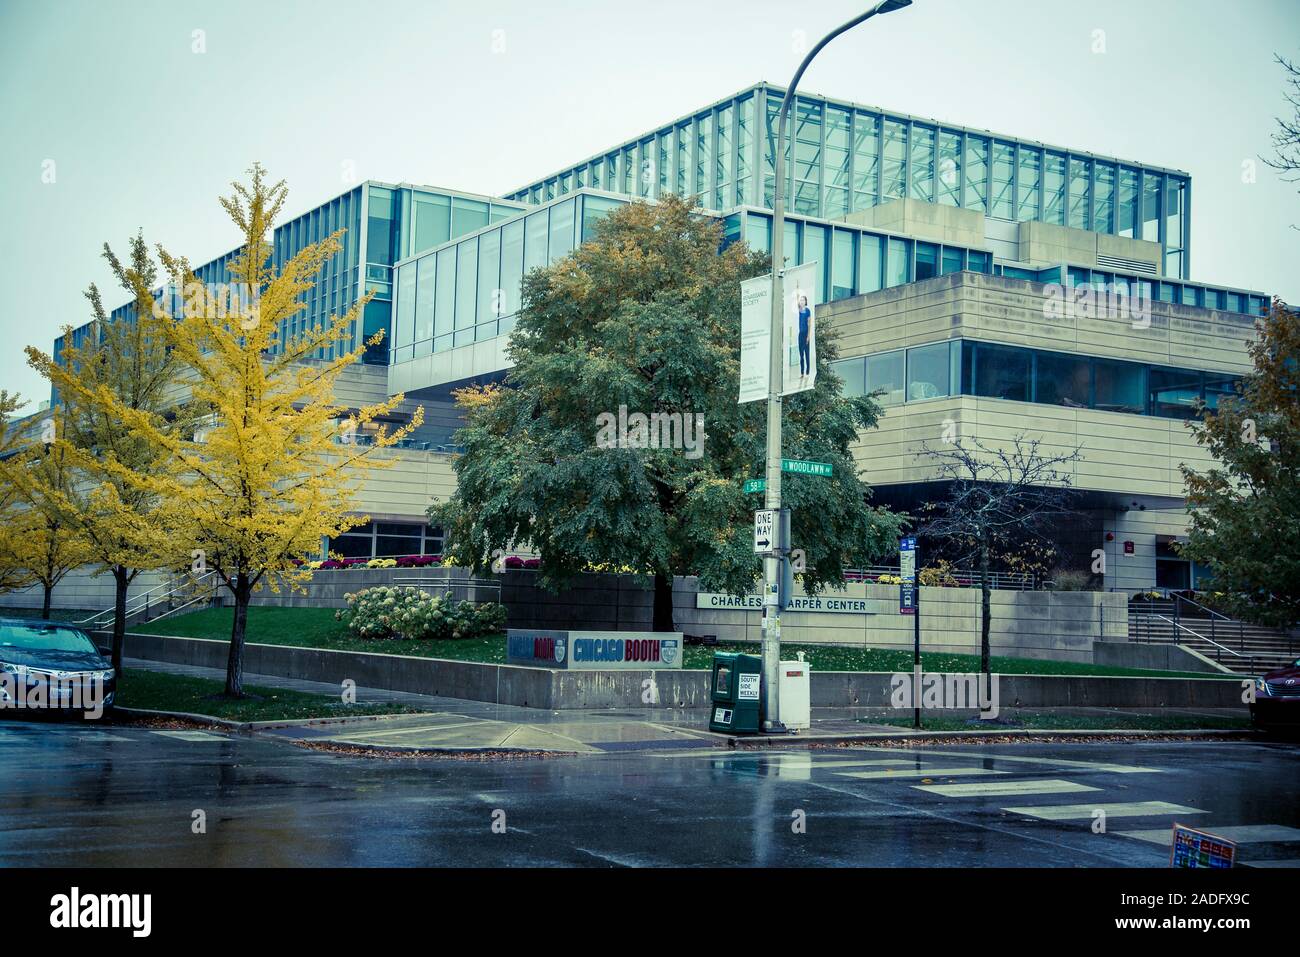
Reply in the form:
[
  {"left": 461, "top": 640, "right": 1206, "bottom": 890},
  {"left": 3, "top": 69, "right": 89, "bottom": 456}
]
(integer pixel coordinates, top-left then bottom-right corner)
[
  {"left": 454, "top": 239, "right": 477, "bottom": 346},
  {"left": 853, "top": 112, "right": 879, "bottom": 211},
  {"left": 676, "top": 122, "right": 690, "bottom": 196},
  {"left": 1118, "top": 168, "right": 1139, "bottom": 238},
  {"left": 413, "top": 193, "right": 451, "bottom": 254},
  {"left": 476, "top": 229, "right": 501, "bottom": 335},
  {"left": 937, "top": 131, "right": 961, "bottom": 206},
  {"left": 941, "top": 247, "right": 964, "bottom": 275},
  {"left": 415, "top": 258, "right": 436, "bottom": 346},
  {"left": 1094, "top": 360, "right": 1146, "bottom": 414},
  {"left": 1034, "top": 352, "right": 1090, "bottom": 407},
  {"left": 915, "top": 242, "right": 938, "bottom": 281},
  {"left": 824, "top": 106, "right": 851, "bottom": 218},
  {"left": 831, "top": 229, "right": 854, "bottom": 301},
  {"left": 802, "top": 224, "right": 825, "bottom": 277},
  {"left": 1202, "top": 372, "right": 1238, "bottom": 412},
  {"left": 394, "top": 263, "right": 416, "bottom": 352},
  {"left": 886, "top": 237, "right": 910, "bottom": 288},
  {"left": 366, "top": 187, "right": 398, "bottom": 266},
  {"left": 793, "top": 98, "right": 822, "bottom": 216},
  {"left": 499, "top": 218, "right": 524, "bottom": 320},
  {"left": 970, "top": 343, "right": 1030, "bottom": 402},
  {"left": 907, "top": 342, "right": 950, "bottom": 401},
  {"left": 834, "top": 357, "right": 866, "bottom": 397},
  {"left": 963, "top": 136, "right": 988, "bottom": 212},
  {"left": 1043, "top": 152, "right": 1066, "bottom": 225},
  {"left": 859, "top": 234, "right": 883, "bottom": 294},
  {"left": 1149, "top": 367, "right": 1201, "bottom": 419},
  {"left": 696, "top": 112, "right": 713, "bottom": 199},
  {"left": 451, "top": 197, "right": 489, "bottom": 237},
  {"left": 434, "top": 246, "right": 456, "bottom": 348},
  {"left": 882, "top": 120, "right": 907, "bottom": 200},
  {"left": 991, "top": 142, "right": 1015, "bottom": 220},
  {"left": 715, "top": 105, "right": 733, "bottom": 210},
  {"left": 1016, "top": 146, "right": 1040, "bottom": 221},
  {"left": 1142, "top": 173, "right": 1162, "bottom": 242},
  {"left": 910, "top": 125, "right": 935, "bottom": 202},
  {"left": 866, "top": 351, "right": 905, "bottom": 406},
  {"left": 1093, "top": 164, "right": 1114, "bottom": 234},
  {"left": 523, "top": 210, "right": 548, "bottom": 275},
  {"left": 548, "top": 199, "right": 575, "bottom": 260}
]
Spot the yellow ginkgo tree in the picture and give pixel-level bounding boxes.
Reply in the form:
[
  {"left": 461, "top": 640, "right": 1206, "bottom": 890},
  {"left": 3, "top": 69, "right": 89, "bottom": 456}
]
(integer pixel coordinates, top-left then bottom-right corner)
[{"left": 109, "top": 165, "right": 422, "bottom": 696}]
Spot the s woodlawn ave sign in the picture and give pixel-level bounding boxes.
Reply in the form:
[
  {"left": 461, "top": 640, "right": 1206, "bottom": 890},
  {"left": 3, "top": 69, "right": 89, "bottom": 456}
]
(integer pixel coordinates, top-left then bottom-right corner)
[{"left": 696, "top": 593, "right": 875, "bottom": 614}]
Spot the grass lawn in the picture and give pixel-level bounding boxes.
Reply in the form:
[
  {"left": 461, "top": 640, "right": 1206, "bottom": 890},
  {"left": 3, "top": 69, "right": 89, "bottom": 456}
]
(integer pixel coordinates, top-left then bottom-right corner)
[
  {"left": 866, "top": 711, "right": 1254, "bottom": 732},
  {"left": 117, "top": 668, "right": 419, "bottom": 723},
  {"left": 135, "top": 606, "right": 1236, "bottom": 680}
]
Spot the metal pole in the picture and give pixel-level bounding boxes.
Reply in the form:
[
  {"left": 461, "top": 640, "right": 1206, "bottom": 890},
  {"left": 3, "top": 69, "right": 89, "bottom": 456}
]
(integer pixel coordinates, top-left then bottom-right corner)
[
  {"left": 913, "top": 577, "right": 921, "bottom": 730},
  {"left": 760, "top": 0, "right": 915, "bottom": 732}
]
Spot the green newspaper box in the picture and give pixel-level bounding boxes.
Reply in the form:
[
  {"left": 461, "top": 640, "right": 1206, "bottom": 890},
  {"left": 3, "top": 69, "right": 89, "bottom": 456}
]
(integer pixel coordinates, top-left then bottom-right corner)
[{"left": 709, "top": 651, "right": 762, "bottom": 734}]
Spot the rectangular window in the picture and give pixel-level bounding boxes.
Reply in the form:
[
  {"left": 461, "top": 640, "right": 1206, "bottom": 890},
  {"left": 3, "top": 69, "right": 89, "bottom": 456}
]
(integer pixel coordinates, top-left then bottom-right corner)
[
  {"left": 1142, "top": 173, "right": 1162, "bottom": 242},
  {"left": 696, "top": 113, "right": 713, "bottom": 200},
  {"left": 802, "top": 223, "right": 825, "bottom": 276},
  {"left": 970, "top": 343, "right": 1030, "bottom": 402},
  {"left": 434, "top": 246, "right": 456, "bottom": 347},
  {"left": 415, "top": 258, "right": 435, "bottom": 344},
  {"left": 941, "top": 247, "right": 964, "bottom": 275},
  {"left": 476, "top": 229, "right": 501, "bottom": 329},
  {"left": 1118, "top": 168, "right": 1139, "bottom": 238},
  {"left": 966, "top": 250, "right": 991, "bottom": 274},
  {"left": 745, "top": 213, "right": 771, "bottom": 254},
  {"left": 1095, "top": 359, "right": 1146, "bottom": 414},
  {"left": 915, "top": 242, "right": 938, "bottom": 281},
  {"left": 882, "top": 120, "right": 907, "bottom": 200},
  {"left": 910, "top": 125, "right": 935, "bottom": 202},
  {"left": 831, "top": 229, "right": 854, "bottom": 301},
  {"left": 859, "top": 234, "right": 882, "bottom": 293},
  {"left": 937, "top": 131, "right": 961, "bottom": 206},
  {"left": 1202, "top": 372, "right": 1239, "bottom": 412},
  {"left": 735, "top": 95, "right": 754, "bottom": 207},
  {"left": 963, "top": 136, "right": 988, "bottom": 212},
  {"left": 834, "top": 357, "right": 866, "bottom": 397},
  {"left": 454, "top": 239, "right": 478, "bottom": 345},
  {"left": 1148, "top": 367, "right": 1200, "bottom": 419},
  {"left": 991, "top": 142, "right": 1015, "bottom": 220},
  {"left": 1034, "top": 352, "right": 1090, "bottom": 408},
  {"left": 1016, "top": 146, "right": 1040, "bottom": 221},
  {"left": 523, "top": 209, "right": 548, "bottom": 275},
  {"left": 499, "top": 218, "right": 524, "bottom": 320},
  {"left": 548, "top": 199, "right": 575, "bottom": 260},
  {"left": 715, "top": 105, "right": 733, "bottom": 210},
  {"left": 413, "top": 193, "right": 451, "bottom": 254},
  {"left": 677, "top": 122, "right": 690, "bottom": 196},
  {"left": 1092, "top": 163, "right": 1114, "bottom": 234},
  {"left": 1043, "top": 152, "right": 1066, "bottom": 225},
  {"left": 824, "top": 106, "right": 851, "bottom": 218},
  {"left": 452, "top": 197, "right": 489, "bottom": 237},
  {"left": 907, "top": 342, "right": 950, "bottom": 401},
  {"left": 886, "top": 237, "right": 910, "bottom": 287},
  {"left": 852, "top": 112, "right": 879, "bottom": 211},
  {"left": 866, "top": 351, "right": 905, "bottom": 406}
]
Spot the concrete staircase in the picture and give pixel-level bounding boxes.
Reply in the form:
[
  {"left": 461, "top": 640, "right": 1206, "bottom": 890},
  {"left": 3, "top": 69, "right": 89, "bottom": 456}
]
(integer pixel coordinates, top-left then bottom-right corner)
[{"left": 1128, "top": 602, "right": 1298, "bottom": 674}]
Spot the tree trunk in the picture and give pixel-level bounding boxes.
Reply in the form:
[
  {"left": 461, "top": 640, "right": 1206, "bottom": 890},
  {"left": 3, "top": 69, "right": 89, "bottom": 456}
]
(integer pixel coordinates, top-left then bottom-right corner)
[
  {"left": 652, "top": 572, "right": 675, "bottom": 633},
  {"left": 979, "top": 540, "right": 992, "bottom": 678},
  {"left": 111, "top": 565, "right": 129, "bottom": 674},
  {"left": 41, "top": 583, "right": 53, "bottom": 620},
  {"left": 225, "top": 573, "right": 252, "bottom": 697}
]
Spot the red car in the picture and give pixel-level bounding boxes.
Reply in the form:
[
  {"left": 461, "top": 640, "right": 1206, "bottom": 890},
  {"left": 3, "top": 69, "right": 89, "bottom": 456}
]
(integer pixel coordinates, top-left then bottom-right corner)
[{"left": 1251, "top": 658, "right": 1300, "bottom": 729}]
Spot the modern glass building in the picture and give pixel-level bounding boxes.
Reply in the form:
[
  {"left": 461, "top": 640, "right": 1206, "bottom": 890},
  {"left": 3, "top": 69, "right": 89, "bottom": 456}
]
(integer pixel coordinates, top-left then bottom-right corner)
[{"left": 47, "top": 82, "right": 1275, "bottom": 593}]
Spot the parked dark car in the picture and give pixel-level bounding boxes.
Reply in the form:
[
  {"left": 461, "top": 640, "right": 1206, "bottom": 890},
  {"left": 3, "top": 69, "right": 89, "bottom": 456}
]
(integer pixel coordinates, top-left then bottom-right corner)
[
  {"left": 1251, "top": 658, "right": 1300, "bottom": 729},
  {"left": 0, "top": 618, "right": 116, "bottom": 720}
]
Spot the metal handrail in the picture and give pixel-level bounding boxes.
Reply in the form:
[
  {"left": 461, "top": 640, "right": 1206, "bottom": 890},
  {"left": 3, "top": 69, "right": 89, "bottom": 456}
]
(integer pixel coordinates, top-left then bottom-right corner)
[
  {"left": 843, "top": 565, "right": 1036, "bottom": 590},
  {"left": 77, "top": 570, "right": 219, "bottom": 628},
  {"left": 392, "top": 575, "right": 502, "bottom": 603}
]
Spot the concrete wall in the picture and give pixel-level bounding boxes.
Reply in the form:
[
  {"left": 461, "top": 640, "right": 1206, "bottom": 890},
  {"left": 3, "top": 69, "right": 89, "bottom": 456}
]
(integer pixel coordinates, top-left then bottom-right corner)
[
  {"left": 1093, "top": 641, "right": 1231, "bottom": 675},
  {"left": 112, "top": 632, "right": 1246, "bottom": 712}
]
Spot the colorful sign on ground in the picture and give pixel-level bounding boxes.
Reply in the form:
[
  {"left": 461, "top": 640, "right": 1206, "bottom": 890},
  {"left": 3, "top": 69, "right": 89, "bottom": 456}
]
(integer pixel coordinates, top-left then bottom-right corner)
[
  {"left": 1170, "top": 824, "right": 1237, "bottom": 869},
  {"left": 506, "top": 630, "right": 683, "bottom": 670}
]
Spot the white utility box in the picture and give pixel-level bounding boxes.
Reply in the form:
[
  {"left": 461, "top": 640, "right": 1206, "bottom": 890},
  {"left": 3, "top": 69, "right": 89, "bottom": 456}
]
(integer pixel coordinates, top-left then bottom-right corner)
[{"left": 778, "top": 657, "right": 811, "bottom": 730}]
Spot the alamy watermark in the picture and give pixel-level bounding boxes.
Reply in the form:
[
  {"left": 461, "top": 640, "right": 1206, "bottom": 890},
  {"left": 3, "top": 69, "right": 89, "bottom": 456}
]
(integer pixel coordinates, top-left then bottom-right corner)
[
  {"left": 890, "top": 668, "right": 1000, "bottom": 719},
  {"left": 0, "top": 669, "right": 111, "bottom": 719},
  {"left": 595, "top": 405, "right": 704, "bottom": 459},
  {"left": 1043, "top": 281, "right": 1152, "bottom": 329}
]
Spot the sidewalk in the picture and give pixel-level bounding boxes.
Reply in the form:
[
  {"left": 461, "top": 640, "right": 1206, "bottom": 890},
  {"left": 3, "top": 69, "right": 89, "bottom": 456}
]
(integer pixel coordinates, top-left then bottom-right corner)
[{"left": 121, "top": 658, "right": 1256, "bottom": 754}]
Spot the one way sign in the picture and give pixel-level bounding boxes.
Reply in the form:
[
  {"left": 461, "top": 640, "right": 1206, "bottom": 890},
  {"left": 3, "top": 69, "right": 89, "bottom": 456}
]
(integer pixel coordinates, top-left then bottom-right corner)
[{"left": 753, "top": 509, "right": 776, "bottom": 554}]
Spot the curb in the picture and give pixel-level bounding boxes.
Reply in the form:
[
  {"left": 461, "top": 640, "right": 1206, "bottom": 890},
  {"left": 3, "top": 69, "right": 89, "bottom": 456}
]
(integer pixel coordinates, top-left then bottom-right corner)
[
  {"left": 113, "top": 706, "right": 444, "bottom": 734},
  {"left": 696, "top": 727, "right": 1263, "bottom": 748},
  {"left": 290, "top": 738, "right": 580, "bottom": 757}
]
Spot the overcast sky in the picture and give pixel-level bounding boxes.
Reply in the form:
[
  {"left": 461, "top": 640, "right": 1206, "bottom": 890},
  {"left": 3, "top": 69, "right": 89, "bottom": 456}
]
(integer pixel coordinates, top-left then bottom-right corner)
[{"left": 2, "top": 0, "right": 1297, "bottom": 409}]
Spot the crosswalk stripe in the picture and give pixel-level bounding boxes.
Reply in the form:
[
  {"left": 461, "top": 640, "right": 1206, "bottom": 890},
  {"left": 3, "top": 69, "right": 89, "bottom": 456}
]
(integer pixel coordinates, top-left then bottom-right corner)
[
  {"left": 837, "top": 767, "right": 1007, "bottom": 780},
  {"left": 862, "top": 748, "right": 1162, "bottom": 775},
  {"left": 914, "top": 779, "right": 1102, "bottom": 797},
  {"left": 1117, "top": 824, "right": 1300, "bottom": 846},
  {"left": 1003, "top": 801, "right": 1206, "bottom": 821},
  {"left": 149, "top": 730, "right": 224, "bottom": 742}
]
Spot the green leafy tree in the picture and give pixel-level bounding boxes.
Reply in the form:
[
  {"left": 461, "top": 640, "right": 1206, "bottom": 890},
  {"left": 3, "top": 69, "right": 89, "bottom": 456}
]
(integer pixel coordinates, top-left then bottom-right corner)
[
  {"left": 432, "top": 195, "right": 903, "bottom": 631},
  {"left": 0, "top": 391, "right": 39, "bottom": 595},
  {"left": 1179, "top": 300, "right": 1300, "bottom": 628}
]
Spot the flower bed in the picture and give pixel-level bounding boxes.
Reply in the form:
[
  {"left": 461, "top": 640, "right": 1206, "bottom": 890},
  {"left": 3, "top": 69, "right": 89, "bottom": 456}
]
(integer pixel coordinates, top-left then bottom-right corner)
[{"left": 335, "top": 585, "right": 507, "bottom": 641}]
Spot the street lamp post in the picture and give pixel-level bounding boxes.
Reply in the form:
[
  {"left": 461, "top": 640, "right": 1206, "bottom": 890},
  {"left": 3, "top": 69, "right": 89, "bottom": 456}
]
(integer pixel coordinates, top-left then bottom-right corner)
[{"left": 761, "top": 0, "right": 914, "bottom": 731}]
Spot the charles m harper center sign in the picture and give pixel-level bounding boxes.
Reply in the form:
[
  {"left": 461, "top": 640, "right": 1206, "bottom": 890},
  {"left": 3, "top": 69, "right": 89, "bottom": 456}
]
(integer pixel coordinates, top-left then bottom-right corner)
[
  {"left": 507, "top": 630, "right": 683, "bottom": 670},
  {"left": 696, "top": 593, "right": 874, "bottom": 614}
]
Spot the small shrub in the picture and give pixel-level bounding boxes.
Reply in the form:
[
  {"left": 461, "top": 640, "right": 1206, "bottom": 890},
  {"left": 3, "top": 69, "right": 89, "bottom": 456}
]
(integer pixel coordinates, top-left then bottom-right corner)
[
  {"left": 1050, "top": 569, "right": 1094, "bottom": 591},
  {"left": 336, "top": 585, "right": 507, "bottom": 641}
]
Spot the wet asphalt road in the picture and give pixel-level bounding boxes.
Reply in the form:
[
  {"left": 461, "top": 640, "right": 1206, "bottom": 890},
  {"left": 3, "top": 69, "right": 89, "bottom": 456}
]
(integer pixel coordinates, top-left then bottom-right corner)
[{"left": 1, "top": 718, "right": 1297, "bottom": 867}]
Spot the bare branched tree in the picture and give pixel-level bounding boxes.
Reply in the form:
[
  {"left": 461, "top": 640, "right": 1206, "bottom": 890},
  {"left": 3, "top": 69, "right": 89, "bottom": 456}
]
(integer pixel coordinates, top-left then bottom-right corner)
[
  {"left": 1263, "top": 54, "right": 1300, "bottom": 187},
  {"left": 917, "top": 434, "right": 1082, "bottom": 677}
]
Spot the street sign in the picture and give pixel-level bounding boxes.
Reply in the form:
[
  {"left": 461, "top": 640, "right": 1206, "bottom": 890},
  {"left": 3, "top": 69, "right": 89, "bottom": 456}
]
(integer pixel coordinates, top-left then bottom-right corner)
[
  {"left": 743, "top": 479, "right": 767, "bottom": 494},
  {"left": 899, "top": 536, "right": 918, "bottom": 615},
  {"left": 781, "top": 459, "right": 832, "bottom": 477},
  {"left": 753, "top": 509, "right": 776, "bottom": 554}
]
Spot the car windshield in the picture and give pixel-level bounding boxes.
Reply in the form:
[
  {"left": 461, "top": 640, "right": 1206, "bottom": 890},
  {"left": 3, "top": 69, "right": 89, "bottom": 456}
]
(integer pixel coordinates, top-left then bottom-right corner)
[{"left": 0, "top": 623, "right": 98, "bottom": 655}]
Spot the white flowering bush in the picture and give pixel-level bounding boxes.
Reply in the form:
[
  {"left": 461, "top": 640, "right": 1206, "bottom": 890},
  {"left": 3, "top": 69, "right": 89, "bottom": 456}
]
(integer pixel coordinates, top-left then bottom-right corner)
[{"left": 335, "top": 586, "right": 507, "bottom": 641}]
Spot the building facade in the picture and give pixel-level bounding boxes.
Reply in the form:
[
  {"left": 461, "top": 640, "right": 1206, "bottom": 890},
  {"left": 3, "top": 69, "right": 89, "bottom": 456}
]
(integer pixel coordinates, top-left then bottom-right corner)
[{"left": 40, "top": 83, "right": 1271, "bottom": 608}]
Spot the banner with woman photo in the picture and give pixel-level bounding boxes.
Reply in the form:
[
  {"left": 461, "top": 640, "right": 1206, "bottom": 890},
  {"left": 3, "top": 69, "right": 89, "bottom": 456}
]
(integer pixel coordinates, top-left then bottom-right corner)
[{"left": 781, "top": 261, "right": 818, "bottom": 396}]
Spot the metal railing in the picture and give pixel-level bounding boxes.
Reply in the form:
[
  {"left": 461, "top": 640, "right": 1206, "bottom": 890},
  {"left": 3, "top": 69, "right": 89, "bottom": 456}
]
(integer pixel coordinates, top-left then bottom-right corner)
[
  {"left": 1171, "top": 592, "right": 1247, "bottom": 658},
  {"left": 391, "top": 575, "right": 501, "bottom": 604},
  {"left": 78, "top": 570, "right": 219, "bottom": 630},
  {"left": 843, "top": 565, "right": 1037, "bottom": 590}
]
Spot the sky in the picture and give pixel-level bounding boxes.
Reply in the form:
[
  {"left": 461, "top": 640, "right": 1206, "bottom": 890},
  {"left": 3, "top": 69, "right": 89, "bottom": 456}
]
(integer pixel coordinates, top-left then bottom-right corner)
[{"left": 1, "top": 0, "right": 1297, "bottom": 410}]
